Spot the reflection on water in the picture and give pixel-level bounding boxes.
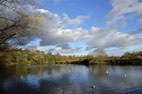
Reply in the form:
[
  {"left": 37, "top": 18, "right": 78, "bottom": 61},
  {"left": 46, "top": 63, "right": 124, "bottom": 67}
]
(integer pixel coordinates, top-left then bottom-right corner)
[{"left": 1, "top": 64, "right": 142, "bottom": 94}]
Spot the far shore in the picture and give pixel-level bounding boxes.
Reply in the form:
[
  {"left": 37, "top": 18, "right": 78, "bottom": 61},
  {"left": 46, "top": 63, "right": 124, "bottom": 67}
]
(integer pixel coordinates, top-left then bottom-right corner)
[{"left": 55, "top": 58, "right": 142, "bottom": 65}]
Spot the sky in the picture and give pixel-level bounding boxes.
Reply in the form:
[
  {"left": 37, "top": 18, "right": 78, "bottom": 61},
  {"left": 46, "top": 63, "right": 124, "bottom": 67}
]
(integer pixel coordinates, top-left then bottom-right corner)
[{"left": 25, "top": 0, "right": 142, "bottom": 56}]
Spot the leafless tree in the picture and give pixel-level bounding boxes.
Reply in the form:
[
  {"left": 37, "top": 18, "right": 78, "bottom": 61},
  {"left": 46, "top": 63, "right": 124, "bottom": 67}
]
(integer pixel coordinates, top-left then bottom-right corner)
[
  {"left": 0, "top": 0, "right": 41, "bottom": 46},
  {"left": 89, "top": 49, "right": 108, "bottom": 57}
]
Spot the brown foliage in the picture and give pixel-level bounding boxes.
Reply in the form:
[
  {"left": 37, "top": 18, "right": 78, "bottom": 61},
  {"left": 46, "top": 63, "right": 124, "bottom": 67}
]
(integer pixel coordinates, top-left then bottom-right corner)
[{"left": 0, "top": 0, "right": 41, "bottom": 46}]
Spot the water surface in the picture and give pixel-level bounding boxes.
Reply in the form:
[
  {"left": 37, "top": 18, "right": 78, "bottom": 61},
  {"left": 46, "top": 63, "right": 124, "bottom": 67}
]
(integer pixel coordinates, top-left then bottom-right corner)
[{"left": 0, "top": 64, "right": 142, "bottom": 94}]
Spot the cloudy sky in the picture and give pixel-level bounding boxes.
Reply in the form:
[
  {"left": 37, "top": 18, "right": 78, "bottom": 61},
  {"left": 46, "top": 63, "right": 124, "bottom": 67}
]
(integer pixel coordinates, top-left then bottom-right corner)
[{"left": 26, "top": 0, "right": 142, "bottom": 56}]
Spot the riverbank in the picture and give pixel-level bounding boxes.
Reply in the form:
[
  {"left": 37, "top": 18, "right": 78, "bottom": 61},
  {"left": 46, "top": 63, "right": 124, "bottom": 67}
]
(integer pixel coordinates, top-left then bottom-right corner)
[
  {"left": 0, "top": 47, "right": 83, "bottom": 68},
  {"left": 55, "top": 58, "right": 142, "bottom": 65},
  {"left": 1, "top": 47, "right": 142, "bottom": 69}
]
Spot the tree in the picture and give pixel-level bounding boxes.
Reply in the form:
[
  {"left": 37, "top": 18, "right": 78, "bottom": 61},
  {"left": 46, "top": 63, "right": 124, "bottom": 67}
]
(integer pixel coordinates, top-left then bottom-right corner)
[
  {"left": 122, "top": 52, "right": 133, "bottom": 58},
  {"left": 89, "top": 49, "right": 108, "bottom": 57},
  {"left": 47, "top": 51, "right": 52, "bottom": 55},
  {"left": 0, "top": 0, "right": 41, "bottom": 46}
]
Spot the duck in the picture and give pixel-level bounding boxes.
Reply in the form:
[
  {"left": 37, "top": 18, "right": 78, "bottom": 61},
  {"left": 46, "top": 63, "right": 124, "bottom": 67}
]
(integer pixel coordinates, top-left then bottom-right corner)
[
  {"left": 92, "top": 85, "right": 96, "bottom": 89},
  {"left": 106, "top": 71, "right": 109, "bottom": 74},
  {"left": 124, "top": 74, "right": 127, "bottom": 77}
]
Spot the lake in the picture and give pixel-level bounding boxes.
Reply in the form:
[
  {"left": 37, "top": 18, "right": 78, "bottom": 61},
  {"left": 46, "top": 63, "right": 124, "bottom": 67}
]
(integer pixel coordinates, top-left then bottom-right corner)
[{"left": 0, "top": 64, "right": 142, "bottom": 94}]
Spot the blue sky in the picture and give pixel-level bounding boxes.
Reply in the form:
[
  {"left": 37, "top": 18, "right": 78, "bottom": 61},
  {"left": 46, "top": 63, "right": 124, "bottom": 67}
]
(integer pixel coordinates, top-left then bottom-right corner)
[
  {"left": 25, "top": 0, "right": 142, "bottom": 56},
  {"left": 41, "top": 0, "right": 110, "bottom": 29}
]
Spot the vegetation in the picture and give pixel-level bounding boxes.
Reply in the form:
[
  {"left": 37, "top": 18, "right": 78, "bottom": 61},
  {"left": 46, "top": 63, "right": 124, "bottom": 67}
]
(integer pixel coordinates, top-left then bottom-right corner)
[
  {"left": 0, "top": 0, "right": 142, "bottom": 69},
  {"left": 83, "top": 51, "right": 142, "bottom": 65},
  {"left": 0, "top": 46, "right": 84, "bottom": 68},
  {"left": 0, "top": 0, "right": 42, "bottom": 46},
  {"left": 0, "top": 45, "right": 142, "bottom": 69},
  {"left": 0, "top": 0, "right": 84, "bottom": 68}
]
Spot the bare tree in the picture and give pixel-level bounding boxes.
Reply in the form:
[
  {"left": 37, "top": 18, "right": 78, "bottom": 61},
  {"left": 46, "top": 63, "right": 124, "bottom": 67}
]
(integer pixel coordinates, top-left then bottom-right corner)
[
  {"left": 0, "top": 0, "right": 41, "bottom": 46},
  {"left": 89, "top": 49, "right": 108, "bottom": 57}
]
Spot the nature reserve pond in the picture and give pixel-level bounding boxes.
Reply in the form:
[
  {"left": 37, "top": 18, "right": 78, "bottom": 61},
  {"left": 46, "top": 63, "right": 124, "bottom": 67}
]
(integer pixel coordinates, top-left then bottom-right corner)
[{"left": 0, "top": 64, "right": 142, "bottom": 94}]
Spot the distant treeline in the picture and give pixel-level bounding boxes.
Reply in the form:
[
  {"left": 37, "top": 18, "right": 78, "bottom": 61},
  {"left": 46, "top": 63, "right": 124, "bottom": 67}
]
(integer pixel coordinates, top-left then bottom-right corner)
[
  {"left": 1, "top": 45, "right": 142, "bottom": 68},
  {"left": 77, "top": 51, "right": 142, "bottom": 65},
  {"left": 0, "top": 46, "right": 84, "bottom": 68}
]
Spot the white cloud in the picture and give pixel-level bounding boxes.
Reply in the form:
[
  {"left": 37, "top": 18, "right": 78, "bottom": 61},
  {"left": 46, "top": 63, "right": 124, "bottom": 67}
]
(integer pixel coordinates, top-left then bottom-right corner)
[
  {"left": 49, "top": 47, "right": 82, "bottom": 55},
  {"left": 106, "top": 0, "right": 142, "bottom": 29},
  {"left": 86, "top": 0, "right": 142, "bottom": 49},
  {"left": 22, "top": 0, "right": 142, "bottom": 55},
  {"left": 87, "top": 27, "right": 142, "bottom": 49},
  {"left": 31, "top": 9, "right": 89, "bottom": 46},
  {"left": 138, "top": 18, "right": 142, "bottom": 24},
  {"left": 108, "top": 0, "right": 142, "bottom": 19},
  {"left": 31, "top": 7, "right": 142, "bottom": 51},
  {"left": 62, "top": 14, "right": 89, "bottom": 26}
]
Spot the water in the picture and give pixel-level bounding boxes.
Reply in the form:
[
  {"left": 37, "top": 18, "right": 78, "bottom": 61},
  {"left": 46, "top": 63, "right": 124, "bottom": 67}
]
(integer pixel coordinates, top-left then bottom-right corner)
[{"left": 1, "top": 64, "right": 142, "bottom": 94}]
